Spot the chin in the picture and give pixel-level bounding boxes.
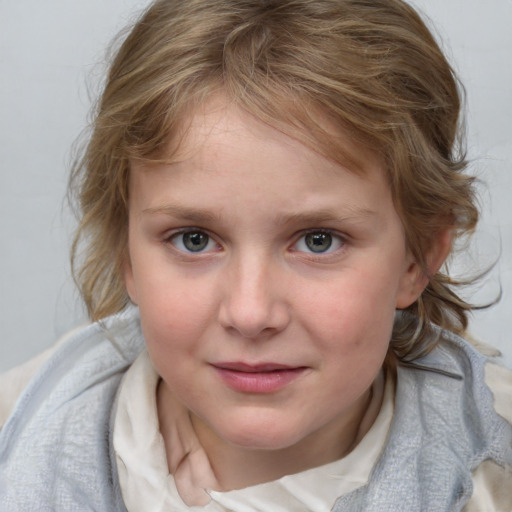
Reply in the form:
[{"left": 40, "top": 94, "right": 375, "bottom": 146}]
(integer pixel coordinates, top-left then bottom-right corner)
[{"left": 216, "top": 415, "right": 308, "bottom": 452}]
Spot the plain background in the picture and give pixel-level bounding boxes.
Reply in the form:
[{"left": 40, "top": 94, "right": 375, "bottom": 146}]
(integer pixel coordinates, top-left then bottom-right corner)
[{"left": 1, "top": 0, "right": 511, "bottom": 372}]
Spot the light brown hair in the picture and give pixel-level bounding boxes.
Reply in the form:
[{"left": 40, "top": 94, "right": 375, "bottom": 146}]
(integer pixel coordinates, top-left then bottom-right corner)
[{"left": 70, "top": 0, "right": 479, "bottom": 361}]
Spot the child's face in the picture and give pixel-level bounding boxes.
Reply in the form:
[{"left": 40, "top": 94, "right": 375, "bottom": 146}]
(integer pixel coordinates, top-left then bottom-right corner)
[{"left": 125, "top": 97, "right": 421, "bottom": 463}]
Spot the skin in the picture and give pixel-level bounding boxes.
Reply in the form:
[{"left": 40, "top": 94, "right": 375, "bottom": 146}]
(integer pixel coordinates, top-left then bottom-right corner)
[{"left": 124, "top": 96, "right": 430, "bottom": 490}]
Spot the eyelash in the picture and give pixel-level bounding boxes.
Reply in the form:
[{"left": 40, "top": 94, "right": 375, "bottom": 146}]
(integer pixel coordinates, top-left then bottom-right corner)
[
  {"left": 164, "top": 228, "right": 220, "bottom": 255},
  {"left": 163, "top": 228, "right": 347, "bottom": 258},
  {"left": 290, "top": 229, "right": 347, "bottom": 258}
]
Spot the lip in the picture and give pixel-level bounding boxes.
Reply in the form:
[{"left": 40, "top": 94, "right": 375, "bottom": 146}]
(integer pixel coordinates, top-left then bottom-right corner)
[{"left": 212, "top": 362, "right": 308, "bottom": 393}]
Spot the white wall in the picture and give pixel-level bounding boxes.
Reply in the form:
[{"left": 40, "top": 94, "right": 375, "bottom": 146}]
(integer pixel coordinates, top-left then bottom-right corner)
[
  {"left": 409, "top": 0, "right": 512, "bottom": 365},
  {"left": 1, "top": 0, "right": 511, "bottom": 371}
]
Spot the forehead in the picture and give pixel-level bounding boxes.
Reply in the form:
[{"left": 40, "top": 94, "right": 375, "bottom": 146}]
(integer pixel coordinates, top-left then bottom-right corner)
[
  {"left": 128, "top": 95, "right": 395, "bottom": 223},
  {"left": 143, "top": 94, "right": 383, "bottom": 178}
]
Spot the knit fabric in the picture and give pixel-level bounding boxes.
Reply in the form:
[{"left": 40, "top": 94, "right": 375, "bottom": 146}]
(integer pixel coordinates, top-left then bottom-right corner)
[
  {"left": 0, "top": 307, "right": 510, "bottom": 511},
  {"left": 0, "top": 308, "right": 143, "bottom": 511},
  {"left": 333, "top": 331, "right": 512, "bottom": 511}
]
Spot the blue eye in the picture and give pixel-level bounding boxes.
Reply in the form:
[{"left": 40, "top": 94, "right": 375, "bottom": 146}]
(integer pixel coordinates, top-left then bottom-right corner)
[
  {"left": 170, "top": 230, "right": 217, "bottom": 253},
  {"left": 293, "top": 231, "right": 344, "bottom": 254}
]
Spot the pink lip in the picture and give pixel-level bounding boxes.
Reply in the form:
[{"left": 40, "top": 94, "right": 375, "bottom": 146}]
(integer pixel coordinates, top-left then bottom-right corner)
[{"left": 212, "top": 362, "right": 308, "bottom": 393}]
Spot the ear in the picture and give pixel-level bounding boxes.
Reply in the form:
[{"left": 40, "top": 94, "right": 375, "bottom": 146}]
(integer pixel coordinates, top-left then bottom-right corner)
[
  {"left": 396, "top": 228, "right": 452, "bottom": 309},
  {"left": 123, "top": 255, "right": 139, "bottom": 305}
]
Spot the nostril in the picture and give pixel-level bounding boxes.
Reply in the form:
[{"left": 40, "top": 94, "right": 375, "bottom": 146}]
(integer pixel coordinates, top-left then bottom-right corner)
[
  {"left": 217, "top": 259, "right": 290, "bottom": 338},
  {"left": 218, "top": 300, "right": 290, "bottom": 339}
]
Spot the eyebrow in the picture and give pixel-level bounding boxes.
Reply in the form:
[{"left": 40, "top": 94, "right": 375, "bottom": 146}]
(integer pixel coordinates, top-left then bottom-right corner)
[
  {"left": 142, "top": 204, "right": 377, "bottom": 226},
  {"left": 276, "top": 208, "right": 377, "bottom": 227},
  {"left": 142, "top": 204, "right": 220, "bottom": 223}
]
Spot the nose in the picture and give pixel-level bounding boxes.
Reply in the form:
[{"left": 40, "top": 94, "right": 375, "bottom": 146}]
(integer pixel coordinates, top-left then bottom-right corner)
[{"left": 218, "top": 252, "right": 290, "bottom": 339}]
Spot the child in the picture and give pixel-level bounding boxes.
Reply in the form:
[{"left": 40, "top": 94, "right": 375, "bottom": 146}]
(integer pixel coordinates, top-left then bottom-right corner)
[{"left": 1, "top": 0, "right": 511, "bottom": 510}]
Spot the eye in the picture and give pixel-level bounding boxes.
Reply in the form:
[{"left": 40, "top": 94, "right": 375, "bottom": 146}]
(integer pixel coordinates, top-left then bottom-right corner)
[
  {"left": 169, "top": 230, "right": 218, "bottom": 253},
  {"left": 292, "top": 230, "right": 344, "bottom": 254}
]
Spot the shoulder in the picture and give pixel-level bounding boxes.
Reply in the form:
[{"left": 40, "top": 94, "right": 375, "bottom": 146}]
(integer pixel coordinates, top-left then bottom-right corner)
[
  {"left": 465, "top": 359, "right": 512, "bottom": 511},
  {"left": 484, "top": 359, "right": 512, "bottom": 424},
  {"left": 0, "top": 307, "right": 144, "bottom": 432},
  {"left": 438, "top": 333, "right": 512, "bottom": 511},
  {"left": 0, "top": 308, "right": 144, "bottom": 509},
  {"left": 452, "top": 331, "right": 512, "bottom": 427},
  {"left": 0, "top": 328, "right": 79, "bottom": 430},
  {"left": 399, "top": 332, "right": 512, "bottom": 511}
]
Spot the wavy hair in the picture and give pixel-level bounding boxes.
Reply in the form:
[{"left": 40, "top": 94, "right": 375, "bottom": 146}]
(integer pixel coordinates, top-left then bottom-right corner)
[{"left": 70, "top": 0, "right": 479, "bottom": 361}]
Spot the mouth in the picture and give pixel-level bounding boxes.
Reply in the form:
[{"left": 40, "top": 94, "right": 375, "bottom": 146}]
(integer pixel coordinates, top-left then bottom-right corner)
[
  {"left": 214, "top": 362, "right": 300, "bottom": 372},
  {"left": 211, "top": 362, "right": 308, "bottom": 393}
]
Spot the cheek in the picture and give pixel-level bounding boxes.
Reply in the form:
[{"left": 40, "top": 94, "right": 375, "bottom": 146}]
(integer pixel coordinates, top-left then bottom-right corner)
[
  {"left": 300, "top": 270, "right": 397, "bottom": 354},
  {"left": 140, "top": 289, "right": 209, "bottom": 343},
  {"left": 140, "top": 298, "right": 205, "bottom": 389},
  {"left": 137, "top": 271, "right": 222, "bottom": 360}
]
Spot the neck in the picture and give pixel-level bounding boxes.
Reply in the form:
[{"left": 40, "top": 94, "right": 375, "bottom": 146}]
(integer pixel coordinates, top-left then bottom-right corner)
[
  {"left": 158, "top": 374, "right": 384, "bottom": 493},
  {"left": 190, "top": 394, "right": 371, "bottom": 491}
]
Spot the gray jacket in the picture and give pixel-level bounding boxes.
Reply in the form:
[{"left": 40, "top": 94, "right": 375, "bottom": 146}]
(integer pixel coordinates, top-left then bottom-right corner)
[{"left": 0, "top": 307, "right": 511, "bottom": 511}]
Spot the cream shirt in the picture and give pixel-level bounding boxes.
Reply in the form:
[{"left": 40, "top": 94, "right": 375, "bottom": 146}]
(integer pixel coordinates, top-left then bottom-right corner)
[
  {"left": 1, "top": 344, "right": 511, "bottom": 511},
  {"left": 114, "top": 351, "right": 391, "bottom": 511}
]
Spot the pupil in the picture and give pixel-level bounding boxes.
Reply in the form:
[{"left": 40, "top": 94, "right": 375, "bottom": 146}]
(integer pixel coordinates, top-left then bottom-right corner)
[
  {"left": 305, "top": 232, "right": 332, "bottom": 253},
  {"left": 183, "top": 232, "right": 208, "bottom": 252}
]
